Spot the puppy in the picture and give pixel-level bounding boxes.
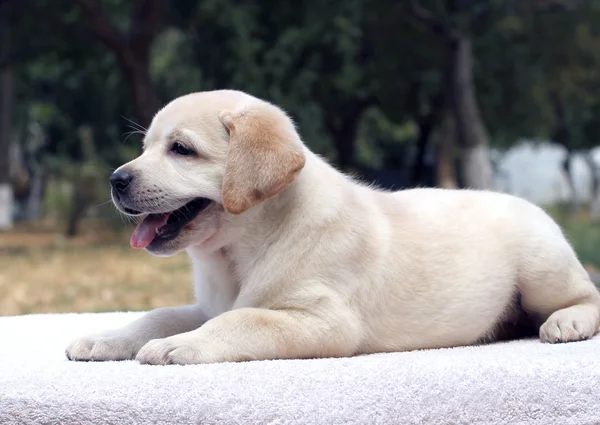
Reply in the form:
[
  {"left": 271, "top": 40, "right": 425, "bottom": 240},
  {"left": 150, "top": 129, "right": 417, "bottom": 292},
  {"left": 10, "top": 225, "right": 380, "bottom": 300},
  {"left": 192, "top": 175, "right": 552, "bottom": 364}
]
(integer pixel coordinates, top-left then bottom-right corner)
[{"left": 66, "top": 90, "right": 600, "bottom": 365}]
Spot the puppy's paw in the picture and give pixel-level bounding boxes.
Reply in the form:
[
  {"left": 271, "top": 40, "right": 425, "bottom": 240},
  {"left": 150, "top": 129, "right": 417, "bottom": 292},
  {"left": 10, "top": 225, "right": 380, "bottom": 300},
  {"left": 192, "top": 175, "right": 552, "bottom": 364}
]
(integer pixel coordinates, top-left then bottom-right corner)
[
  {"left": 540, "top": 307, "right": 598, "bottom": 343},
  {"left": 66, "top": 332, "right": 143, "bottom": 361},
  {"left": 136, "top": 336, "right": 208, "bottom": 365}
]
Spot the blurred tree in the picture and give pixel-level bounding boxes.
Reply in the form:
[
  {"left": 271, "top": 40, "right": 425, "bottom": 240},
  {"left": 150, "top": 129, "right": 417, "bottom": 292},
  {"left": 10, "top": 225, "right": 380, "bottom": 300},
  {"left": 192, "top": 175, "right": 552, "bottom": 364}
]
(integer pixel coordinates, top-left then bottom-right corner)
[
  {"left": 407, "top": 0, "right": 495, "bottom": 190},
  {"left": 473, "top": 1, "right": 600, "bottom": 214},
  {"left": 74, "top": 0, "right": 165, "bottom": 126},
  {"left": 8, "top": 0, "right": 142, "bottom": 233},
  {"left": 364, "top": 0, "right": 446, "bottom": 186},
  {"left": 7, "top": 0, "right": 600, "bottom": 230},
  {"left": 65, "top": 127, "right": 105, "bottom": 236},
  {"left": 497, "top": 1, "right": 600, "bottom": 213},
  {"left": 0, "top": 0, "right": 13, "bottom": 229},
  {"left": 536, "top": 2, "right": 600, "bottom": 214},
  {"left": 431, "top": 108, "right": 458, "bottom": 189},
  {"left": 175, "top": 0, "right": 377, "bottom": 170}
]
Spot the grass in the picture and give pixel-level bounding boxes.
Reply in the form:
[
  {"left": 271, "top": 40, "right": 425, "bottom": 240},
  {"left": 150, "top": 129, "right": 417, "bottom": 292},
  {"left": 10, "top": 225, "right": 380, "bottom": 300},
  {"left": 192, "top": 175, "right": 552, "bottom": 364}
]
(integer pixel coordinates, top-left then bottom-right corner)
[
  {"left": 0, "top": 219, "right": 193, "bottom": 316},
  {"left": 1, "top": 206, "right": 599, "bottom": 316},
  {"left": 550, "top": 207, "right": 600, "bottom": 274}
]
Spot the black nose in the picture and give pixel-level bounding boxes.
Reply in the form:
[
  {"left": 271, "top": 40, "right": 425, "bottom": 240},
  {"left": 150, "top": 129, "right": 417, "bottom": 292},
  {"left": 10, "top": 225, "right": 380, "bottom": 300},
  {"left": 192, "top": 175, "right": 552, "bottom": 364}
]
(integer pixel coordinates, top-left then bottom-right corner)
[{"left": 110, "top": 169, "right": 133, "bottom": 192}]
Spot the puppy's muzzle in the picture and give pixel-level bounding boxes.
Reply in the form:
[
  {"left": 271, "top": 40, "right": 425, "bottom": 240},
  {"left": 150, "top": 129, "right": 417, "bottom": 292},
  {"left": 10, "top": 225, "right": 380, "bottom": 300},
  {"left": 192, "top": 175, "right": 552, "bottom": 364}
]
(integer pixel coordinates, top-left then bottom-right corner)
[
  {"left": 110, "top": 169, "right": 140, "bottom": 214},
  {"left": 110, "top": 169, "right": 133, "bottom": 193}
]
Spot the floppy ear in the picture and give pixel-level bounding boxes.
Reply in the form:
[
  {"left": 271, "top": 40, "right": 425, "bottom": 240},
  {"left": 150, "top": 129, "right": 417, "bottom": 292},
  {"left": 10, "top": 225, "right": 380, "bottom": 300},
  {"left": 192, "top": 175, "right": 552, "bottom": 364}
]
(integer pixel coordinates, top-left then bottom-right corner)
[{"left": 219, "top": 104, "right": 306, "bottom": 215}]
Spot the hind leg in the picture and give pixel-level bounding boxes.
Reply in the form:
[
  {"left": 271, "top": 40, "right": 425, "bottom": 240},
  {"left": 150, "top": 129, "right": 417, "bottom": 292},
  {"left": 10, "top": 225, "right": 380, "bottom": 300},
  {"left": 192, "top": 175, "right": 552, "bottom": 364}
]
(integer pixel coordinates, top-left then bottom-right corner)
[
  {"left": 539, "top": 304, "right": 599, "bottom": 343},
  {"left": 519, "top": 242, "right": 600, "bottom": 343},
  {"left": 527, "top": 276, "right": 600, "bottom": 344}
]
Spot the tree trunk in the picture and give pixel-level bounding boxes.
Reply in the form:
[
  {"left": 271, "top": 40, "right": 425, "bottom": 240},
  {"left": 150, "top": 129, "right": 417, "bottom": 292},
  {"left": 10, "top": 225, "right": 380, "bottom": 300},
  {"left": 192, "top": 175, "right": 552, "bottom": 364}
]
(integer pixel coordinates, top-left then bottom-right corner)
[
  {"left": 0, "top": 1, "right": 13, "bottom": 230},
  {"left": 66, "top": 184, "right": 88, "bottom": 237},
  {"left": 75, "top": 0, "right": 163, "bottom": 128},
  {"left": 27, "top": 164, "right": 46, "bottom": 221},
  {"left": 562, "top": 151, "right": 579, "bottom": 213},
  {"left": 332, "top": 121, "right": 359, "bottom": 172},
  {"left": 448, "top": 37, "right": 494, "bottom": 190},
  {"left": 410, "top": 125, "right": 430, "bottom": 186},
  {"left": 550, "top": 92, "right": 578, "bottom": 213},
  {"left": 117, "top": 50, "right": 160, "bottom": 127},
  {"left": 325, "top": 104, "right": 368, "bottom": 172},
  {"left": 584, "top": 153, "right": 600, "bottom": 220},
  {"left": 410, "top": 92, "right": 445, "bottom": 187},
  {"left": 433, "top": 107, "right": 458, "bottom": 189}
]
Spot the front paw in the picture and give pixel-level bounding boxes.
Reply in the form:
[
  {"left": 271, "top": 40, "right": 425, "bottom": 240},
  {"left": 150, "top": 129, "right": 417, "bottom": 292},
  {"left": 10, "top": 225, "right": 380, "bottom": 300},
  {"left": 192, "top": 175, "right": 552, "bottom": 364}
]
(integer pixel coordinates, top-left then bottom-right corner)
[
  {"left": 66, "top": 332, "right": 144, "bottom": 361},
  {"left": 135, "top": 336, "right": 206, "bottom": 365}
]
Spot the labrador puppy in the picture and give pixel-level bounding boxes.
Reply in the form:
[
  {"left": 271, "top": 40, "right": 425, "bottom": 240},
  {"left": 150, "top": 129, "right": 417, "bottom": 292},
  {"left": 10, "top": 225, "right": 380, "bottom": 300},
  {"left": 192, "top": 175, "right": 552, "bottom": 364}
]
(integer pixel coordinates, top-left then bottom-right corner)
[{"left": 66, "top": 90, "right": 600, "bottom": 365}]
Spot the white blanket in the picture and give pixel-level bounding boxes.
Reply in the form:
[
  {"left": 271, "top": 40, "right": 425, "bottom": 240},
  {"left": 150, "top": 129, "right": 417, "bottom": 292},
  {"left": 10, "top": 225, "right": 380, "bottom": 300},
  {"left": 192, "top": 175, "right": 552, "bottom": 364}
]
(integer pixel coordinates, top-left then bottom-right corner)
[{"left": 1, "top": 312, "right": 600, "bottom": 425}]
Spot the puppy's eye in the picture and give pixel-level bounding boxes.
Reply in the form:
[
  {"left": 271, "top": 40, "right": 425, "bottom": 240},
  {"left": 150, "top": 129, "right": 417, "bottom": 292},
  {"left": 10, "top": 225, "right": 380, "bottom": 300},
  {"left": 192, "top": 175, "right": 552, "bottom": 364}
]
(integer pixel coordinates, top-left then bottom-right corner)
[{"left": 171, "top": 142, "right": 195, "bottom": 156}]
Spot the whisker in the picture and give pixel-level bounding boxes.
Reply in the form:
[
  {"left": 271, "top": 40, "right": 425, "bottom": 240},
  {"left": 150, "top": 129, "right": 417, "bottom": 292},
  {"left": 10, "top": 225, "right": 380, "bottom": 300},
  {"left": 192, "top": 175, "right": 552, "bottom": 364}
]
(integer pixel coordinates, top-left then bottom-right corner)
[
  {"left": 123, "top": 125, "right": 146, "bottom": 135},
  {"left": 96, "top": 199, "right": 114, "bottom": 208},
  {"left": 120, "top": 115, "right": 147, "bottom": 133},
  {"left": 123, "top": 130, "right": 146, "bottom": 143},
  {"left": 116, "top": 206, "right": 127, "bottom": 226}
]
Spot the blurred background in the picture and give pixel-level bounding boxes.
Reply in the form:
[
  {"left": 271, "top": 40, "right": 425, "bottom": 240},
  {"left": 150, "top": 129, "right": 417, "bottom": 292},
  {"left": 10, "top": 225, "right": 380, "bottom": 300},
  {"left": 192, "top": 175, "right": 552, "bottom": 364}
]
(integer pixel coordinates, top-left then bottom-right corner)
[{"left": 1, "top": 0, "right": 600, "bottom": 316}]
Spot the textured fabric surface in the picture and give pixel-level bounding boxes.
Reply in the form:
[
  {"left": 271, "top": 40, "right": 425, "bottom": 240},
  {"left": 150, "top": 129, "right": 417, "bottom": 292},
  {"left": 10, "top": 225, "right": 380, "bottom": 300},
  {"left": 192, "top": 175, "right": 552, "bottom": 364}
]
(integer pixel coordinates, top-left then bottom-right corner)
[{"left": 1, "top": 312, "right": 600, "bottom": 425}]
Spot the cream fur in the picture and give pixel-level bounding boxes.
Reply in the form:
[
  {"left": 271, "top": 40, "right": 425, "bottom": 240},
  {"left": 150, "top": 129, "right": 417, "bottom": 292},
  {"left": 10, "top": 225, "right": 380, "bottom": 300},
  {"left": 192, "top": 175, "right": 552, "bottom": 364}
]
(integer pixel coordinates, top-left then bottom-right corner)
[{"left": 66, "top": 90, "right": 600, "bottom": 365}]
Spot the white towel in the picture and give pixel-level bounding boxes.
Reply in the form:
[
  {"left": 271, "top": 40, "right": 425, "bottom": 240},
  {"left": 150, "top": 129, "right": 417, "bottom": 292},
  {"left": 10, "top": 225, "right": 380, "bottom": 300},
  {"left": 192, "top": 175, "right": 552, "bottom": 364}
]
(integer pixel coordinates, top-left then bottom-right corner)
[{"left": 1, "top": 311, "right": 599, "bottom": 425}]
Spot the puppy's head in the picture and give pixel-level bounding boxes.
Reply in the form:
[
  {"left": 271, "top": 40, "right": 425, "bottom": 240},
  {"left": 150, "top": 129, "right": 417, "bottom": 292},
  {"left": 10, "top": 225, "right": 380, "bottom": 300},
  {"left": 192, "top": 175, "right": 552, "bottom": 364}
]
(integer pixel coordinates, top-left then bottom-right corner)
[{"left": 111, "top": 90, "right": 305, "bottom": 256}]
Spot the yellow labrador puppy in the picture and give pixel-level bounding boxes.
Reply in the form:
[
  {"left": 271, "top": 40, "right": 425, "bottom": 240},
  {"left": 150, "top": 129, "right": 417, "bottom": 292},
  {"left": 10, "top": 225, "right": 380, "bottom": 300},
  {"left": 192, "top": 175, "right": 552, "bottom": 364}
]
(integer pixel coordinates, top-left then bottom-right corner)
[{"left": 66, "top": 90, "right": 600, "bottom": 365}]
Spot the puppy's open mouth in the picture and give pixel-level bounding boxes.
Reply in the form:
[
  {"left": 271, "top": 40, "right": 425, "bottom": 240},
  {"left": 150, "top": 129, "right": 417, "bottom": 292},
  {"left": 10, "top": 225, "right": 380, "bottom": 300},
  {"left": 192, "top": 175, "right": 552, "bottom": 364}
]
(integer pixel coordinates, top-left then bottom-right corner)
[{"left": 129, "top": 198, "right": 212, "bottom": 249}]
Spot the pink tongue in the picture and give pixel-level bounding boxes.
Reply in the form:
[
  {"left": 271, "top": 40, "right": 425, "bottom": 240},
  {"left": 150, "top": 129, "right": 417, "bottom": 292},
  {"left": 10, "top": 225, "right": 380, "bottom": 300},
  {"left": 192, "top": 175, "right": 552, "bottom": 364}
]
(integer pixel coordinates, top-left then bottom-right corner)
[{"left": 130, "top": 213, "right": 170, "bottom": 249}]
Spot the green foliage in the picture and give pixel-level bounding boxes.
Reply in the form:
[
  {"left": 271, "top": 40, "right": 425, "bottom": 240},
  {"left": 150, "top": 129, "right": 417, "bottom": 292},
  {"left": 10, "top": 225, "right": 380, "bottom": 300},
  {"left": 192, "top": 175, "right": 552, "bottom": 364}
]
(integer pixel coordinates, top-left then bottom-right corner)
[
  {"left": 43, "top": 180, "right": 73, "bottom": 220},
  {"left": 547, "top": 205, "right": 600, "bottom": 268},
  {"left": 476, "top": 1, "right": 600, "bottom": 149},
  {"left": 8, "top": 0, "right": 600, "bottom": 214}
]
